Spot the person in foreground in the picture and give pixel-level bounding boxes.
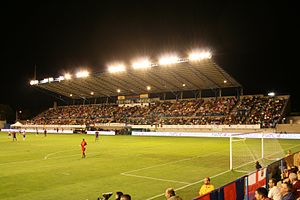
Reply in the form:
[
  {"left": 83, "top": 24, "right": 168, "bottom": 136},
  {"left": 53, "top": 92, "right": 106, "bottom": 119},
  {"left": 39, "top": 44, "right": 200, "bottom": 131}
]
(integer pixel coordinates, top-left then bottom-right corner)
[
  {"left": 255, "top": 187, "right": 271, "bottom": 200},
  {"left": 164, "top": 188, "right": 183, "bottom": 200},
  {"left": 199, "top": 177, "right": 214, "bottom": 196}
]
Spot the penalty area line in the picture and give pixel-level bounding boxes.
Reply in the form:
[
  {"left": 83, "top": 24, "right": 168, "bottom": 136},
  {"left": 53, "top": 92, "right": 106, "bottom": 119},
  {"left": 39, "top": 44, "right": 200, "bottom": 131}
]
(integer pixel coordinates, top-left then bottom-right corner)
[{"left": 121, "top": 173, "right": 191, "bottom": 184}]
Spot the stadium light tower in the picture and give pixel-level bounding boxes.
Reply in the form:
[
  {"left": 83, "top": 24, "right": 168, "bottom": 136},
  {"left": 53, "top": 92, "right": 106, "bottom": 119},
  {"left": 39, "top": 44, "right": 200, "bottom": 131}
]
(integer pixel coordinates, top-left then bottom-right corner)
[
  {"left": 108, "top": 64, "right": 126, "bottom": 73},
  {"left": 15, "top": 110, "right": 22, "bottom": 122}
]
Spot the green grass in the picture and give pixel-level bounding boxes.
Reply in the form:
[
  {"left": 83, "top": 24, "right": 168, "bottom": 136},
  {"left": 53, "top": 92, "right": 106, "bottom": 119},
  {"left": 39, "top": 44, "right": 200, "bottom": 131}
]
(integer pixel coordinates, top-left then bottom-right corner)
[{"left": 1, "top": 132, "right": 300, "bottom": 200}]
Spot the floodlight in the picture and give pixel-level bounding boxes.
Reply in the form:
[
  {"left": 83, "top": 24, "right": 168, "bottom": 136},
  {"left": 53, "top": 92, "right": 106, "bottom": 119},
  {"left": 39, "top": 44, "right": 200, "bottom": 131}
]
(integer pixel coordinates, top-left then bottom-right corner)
[
  {"left": 224, "top": 80, "right": 227, "bottom": 83},
  {"left": 58, "top": 76, "right": 65, "bottom": 81},
  {"left": 117, "top": 89, "right": 121, "bottom": 93},
  {"left": 132, "top": 58, "right": 152, "bottom": 69},
  {"left": 30, "top": 80, "right": 38, "bottom": 85},
  {"left": 182, "top": 83, "right": 186, "bottom": 87},
  {"left": 90, "top": 92, "right": 94, "bottom": 95},
  {"left": 70, "top": 94, "right": 73, "bottom": 97},
  {"left": 64, "top": 73, "right": 72, "bottom": 80},
  {"left": 146, "top": 86, "right": 151, "bottom": 91},
  {"left": 159, "top": 55, "right": 179, "bottom": 65},
  {"left": 188, "top": 51, "right": 212, "bottom": 61},
  {"left": 48, "top": 77, "right": 54, "bottom": 82},
  {"left": 108, "top": 64, "right": 126, "bottom": 73},
  {"left": 268, "top": 92, "right": 275, "bottom": 97},
  {"left": 40, "top": 78, "right": 49, "bottom": 84},
  {"left": 76, "top": 70, "right": 89, "bottom": 78}
]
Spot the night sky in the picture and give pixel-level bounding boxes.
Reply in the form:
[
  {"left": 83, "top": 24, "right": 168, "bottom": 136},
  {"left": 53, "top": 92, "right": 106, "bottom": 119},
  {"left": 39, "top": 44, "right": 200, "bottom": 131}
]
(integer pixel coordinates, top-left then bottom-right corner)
[{"left": 1, "top": 1, "right": 299, "bottom": 115}]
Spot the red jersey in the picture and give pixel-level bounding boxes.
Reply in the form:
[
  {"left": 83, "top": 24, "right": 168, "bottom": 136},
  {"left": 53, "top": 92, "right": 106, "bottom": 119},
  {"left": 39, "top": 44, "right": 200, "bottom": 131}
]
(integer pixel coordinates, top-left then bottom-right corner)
[{"left": 81, "top": 140, "right": 87, "bottom": 151}]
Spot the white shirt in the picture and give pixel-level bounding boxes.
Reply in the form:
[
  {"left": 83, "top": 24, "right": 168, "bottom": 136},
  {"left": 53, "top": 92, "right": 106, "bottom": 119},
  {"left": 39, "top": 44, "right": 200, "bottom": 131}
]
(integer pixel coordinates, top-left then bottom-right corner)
[{"left": 268, "top": 186, "right": 282, "bottom": 200}]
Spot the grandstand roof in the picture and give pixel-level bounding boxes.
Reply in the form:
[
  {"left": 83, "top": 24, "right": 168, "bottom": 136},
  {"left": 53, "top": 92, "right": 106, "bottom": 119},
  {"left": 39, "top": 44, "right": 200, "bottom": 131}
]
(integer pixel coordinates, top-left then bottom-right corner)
[{"left": 33, "top": 59, "right": 242, "bottom": 99}]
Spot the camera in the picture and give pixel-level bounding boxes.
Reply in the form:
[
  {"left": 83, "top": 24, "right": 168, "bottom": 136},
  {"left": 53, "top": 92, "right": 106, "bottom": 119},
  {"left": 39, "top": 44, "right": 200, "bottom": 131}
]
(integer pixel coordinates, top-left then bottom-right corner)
[{"left": 97, "top": 192, "right": 113, "bottom": 200}]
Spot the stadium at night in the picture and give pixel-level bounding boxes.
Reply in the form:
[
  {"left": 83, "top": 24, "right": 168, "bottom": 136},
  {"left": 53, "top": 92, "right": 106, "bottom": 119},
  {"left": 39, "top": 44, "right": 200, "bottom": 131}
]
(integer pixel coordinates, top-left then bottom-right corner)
[{"left": 1, "top": 49, "right": 300, "bottom": 200}]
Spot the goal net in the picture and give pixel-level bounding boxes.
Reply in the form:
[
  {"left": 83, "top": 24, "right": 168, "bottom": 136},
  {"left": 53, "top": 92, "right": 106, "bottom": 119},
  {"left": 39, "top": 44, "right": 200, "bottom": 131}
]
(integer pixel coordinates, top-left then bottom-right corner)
[{"left": 230, "top": 132, "right": 286, "bottom": 172}]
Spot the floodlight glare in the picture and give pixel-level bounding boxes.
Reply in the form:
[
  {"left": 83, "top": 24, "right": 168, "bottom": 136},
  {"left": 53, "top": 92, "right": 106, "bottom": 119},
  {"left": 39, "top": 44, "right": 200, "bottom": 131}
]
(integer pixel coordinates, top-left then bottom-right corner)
[
  {"left": 108, "top": 65, "right": 126, "bottom": 73},
  {"left": 182, "top": 83, "right": 186, "bottom": 87},
  {"left": 70, "top": 94, "right": 73, "bottom": 97},
  {"left": 48, "top": 77, "right": 54, "bottom": 82},
  {"left": 224, "top": 80, "right": 227, "bottom": 83},
  {"left": 188, "top": 51, "right": 212, "bottom": 61},
  {"left": 159, "top": 55, "right": 179, "bottom": 65},
  {"left": 132, "top": 58, "right": 152, "bottom": 69},
  {"left": 64, "top": 73, "right": 72, "bottom": 80},
  {"left": 268, "top": 92, "right": 275, "bottom": 97},
  {"left": 117, "top": 89, "right": 121, "bottom": 93},
  {"left": 40, "top": 78, "right": 49, "bottom": 83},
  {"left": 146, "top": 86, "right": 151, "bottom": 90},
  {"left": 76, "top": 70, "right": 89, "bottom": 78},
  {"left": 58, "top": 76, "right": 65, "bottom": 81},
  {"left": 90, "top": 92, "right": 94, "bottom": 95},
  {"left": 30, "top": 80, "right": 38, "bottom": 85}
]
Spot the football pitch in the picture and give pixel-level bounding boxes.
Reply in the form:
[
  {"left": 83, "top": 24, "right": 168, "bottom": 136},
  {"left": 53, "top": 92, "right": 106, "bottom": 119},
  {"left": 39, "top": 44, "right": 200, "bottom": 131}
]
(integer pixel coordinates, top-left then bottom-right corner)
[{"left": 1, "top": 132, "right": 300, "bottom": 200}]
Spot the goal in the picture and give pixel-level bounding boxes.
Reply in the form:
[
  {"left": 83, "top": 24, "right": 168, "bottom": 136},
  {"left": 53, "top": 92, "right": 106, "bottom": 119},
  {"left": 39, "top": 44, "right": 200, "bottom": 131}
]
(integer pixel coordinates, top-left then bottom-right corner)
[{"left": 229, "top": 132, "right": 286, "bottom": 171}]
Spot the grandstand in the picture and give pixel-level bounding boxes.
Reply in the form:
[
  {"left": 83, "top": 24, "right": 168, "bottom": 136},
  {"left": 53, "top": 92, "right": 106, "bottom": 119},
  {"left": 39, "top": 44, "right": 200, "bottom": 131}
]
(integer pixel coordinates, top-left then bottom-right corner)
[{"left": 27, "top": 52, "right": 289, "bottom": 132}]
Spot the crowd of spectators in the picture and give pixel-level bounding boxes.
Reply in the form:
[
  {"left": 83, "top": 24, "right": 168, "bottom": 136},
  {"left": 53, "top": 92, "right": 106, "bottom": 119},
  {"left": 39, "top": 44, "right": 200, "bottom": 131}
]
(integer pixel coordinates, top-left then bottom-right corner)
[{"left": 27, "top": 95, "right": 287, "bottom": 128}]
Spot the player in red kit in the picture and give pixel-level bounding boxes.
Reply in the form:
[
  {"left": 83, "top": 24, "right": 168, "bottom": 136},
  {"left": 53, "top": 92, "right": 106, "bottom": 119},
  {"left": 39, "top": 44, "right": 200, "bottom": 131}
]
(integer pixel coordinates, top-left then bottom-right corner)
[{"left": 81, "top": 139, "right": 87, "bottom": 158}]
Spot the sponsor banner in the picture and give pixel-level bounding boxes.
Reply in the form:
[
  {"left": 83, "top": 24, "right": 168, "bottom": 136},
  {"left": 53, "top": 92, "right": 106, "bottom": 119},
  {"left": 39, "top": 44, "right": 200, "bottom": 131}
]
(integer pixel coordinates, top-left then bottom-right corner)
[
  {"left": 86, "top": 131, "right": 115, "bottom": 135},
  {"left": 1, "top": 128, "right": 73, "bottom": 134},
  {"left": 131, "top": 131, "right": 300, "bottom": 139}
]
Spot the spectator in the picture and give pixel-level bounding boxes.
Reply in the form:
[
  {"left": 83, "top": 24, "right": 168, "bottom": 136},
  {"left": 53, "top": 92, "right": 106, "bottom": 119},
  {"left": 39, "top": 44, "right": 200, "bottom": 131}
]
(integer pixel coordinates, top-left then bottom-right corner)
[
  {"left": 199, "top": 177, "right": 214, "bottom": 196},
  {"left": 255, "top": 187, "right": 271, "bottom": 200},
  {"left": 115, "top": 191, "right": 123, "bottom": 200},
  {"left": 120, "top": 194, "right": 131, "bottom": 200},
  {"left": 256, "top": 161, "right": 262, "bottom": 170},
  {"left": 289, "top": 173, "right": 300, "bottom": 198},
  {"left": 164, "top": 188, "right": 182, "bottom": 200},
  {"left": 268, "top": 178, "right": 282, "bottom": 200},
  {"left": 280, "top": 182, "right": 295, "bottom": 200}
]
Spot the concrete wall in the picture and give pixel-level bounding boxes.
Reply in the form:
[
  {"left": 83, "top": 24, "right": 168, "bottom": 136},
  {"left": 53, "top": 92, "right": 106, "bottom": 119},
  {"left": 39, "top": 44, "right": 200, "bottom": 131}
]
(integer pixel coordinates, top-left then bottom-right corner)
[{"left": 276, "top": 124, "right": 300, "bottom": 133}]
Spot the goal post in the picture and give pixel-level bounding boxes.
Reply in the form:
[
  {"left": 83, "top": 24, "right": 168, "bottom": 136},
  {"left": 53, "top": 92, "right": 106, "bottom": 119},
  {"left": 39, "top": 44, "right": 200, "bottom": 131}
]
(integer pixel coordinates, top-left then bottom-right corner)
[{"left": 229, "top": 132, "right": 286, "bottom": 171}]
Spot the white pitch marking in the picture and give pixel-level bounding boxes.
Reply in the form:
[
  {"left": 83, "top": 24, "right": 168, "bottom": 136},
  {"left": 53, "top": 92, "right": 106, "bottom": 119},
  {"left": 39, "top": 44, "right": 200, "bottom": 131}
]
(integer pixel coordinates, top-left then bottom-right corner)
[
  {"left": 121, "top": 173, "right": 190, "bottom": 184},
  {"left": 144, "top": 143, "right": 300, "bottom": 200},
  {"left": 145, "top": 169, "right": 231, "bottom": 200},
  {"left": 44, "top": 149, "right": 77, "bottom": 160},
  {"left": 121, "top": 151, "right": 221, "bottom": 174}
]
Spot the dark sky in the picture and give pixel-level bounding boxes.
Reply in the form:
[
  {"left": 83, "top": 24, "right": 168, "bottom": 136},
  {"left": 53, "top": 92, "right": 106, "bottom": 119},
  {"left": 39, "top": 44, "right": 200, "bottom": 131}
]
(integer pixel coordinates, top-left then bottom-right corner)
[{"left": 1, "top": 1, "right": 300, "bottom": 114}]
